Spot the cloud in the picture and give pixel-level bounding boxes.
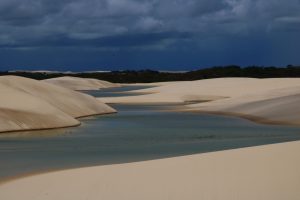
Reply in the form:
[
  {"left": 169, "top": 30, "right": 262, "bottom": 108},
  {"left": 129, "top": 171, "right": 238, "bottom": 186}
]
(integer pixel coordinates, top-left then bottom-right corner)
[
  {"left": 0, "top": 0, "right": 300, "bottom": 48},
  {"left": 0, "top": 0, "right": 300, "bottom": 69}
]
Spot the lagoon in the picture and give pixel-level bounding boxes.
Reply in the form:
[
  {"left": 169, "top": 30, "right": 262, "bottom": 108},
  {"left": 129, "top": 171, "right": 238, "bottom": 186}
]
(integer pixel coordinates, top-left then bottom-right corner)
[{"left": 0, "top": 86, "right": 300, "bottom": 181}]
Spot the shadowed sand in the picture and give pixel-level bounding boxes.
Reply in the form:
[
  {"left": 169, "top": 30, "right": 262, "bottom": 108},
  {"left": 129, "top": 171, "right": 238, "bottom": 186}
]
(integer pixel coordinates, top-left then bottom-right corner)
[
  {"left": 101, "top": 78, "right": 300, "bottom": 125},
  {"left": 0, "top": 76, "right": 116, "bottom": 133},
  {"left": 1, "top": 141, "right": 300, "bottom": 200},
  {"left": 43, "top": 76, "right": 120, "bottom": 90}
]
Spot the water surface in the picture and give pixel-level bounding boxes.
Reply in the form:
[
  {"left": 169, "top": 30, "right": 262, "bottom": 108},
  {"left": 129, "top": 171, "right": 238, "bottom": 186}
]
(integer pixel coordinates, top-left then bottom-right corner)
[
  {"left": 82, "top": 85, "right": 153, "bottom": 97},
  {"left": 0, "top": 86, "right": 300, "bottom": 181}
]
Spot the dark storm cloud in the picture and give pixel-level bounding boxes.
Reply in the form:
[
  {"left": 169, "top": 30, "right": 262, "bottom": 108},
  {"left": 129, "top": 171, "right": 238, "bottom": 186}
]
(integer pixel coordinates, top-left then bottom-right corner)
[
  {"left": 0, "top": 0, "right": 300, "bottom": 47},
  {"left": 0, "top": 31, "right": 191, "bottom": 48},
  {"left": 0, "top": 0, "right": 69, "bottom": 26},
  {"left": 0, "top": 0, "right": 300, "bottom": 69}
]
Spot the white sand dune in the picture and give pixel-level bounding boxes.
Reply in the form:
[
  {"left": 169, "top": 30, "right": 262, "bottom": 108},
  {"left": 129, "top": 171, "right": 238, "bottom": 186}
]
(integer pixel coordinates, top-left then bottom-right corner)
[
  {"left": 102, "top": 78, "right": 300, "bottom": 125},
  {"left": 188, "top": 92, "right": 300, "bottom": 125},
  {"left": 0, "top": 76, "right": 116, "bottom": 133},
  {"left": 1, "top": 78, "right": 300, "bottom": 199},
  {"left": 1, "top": 141, "right": 300, "bottom": 200},
  {"left": 43, "top": 76, "right": 120, "bottom": 90}
]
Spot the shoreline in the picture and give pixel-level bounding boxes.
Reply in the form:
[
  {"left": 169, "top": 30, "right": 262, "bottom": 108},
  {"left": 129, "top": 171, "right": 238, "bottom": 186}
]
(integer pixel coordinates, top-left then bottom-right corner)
[
  {"left": 113, "top": 101, "right": 300, "bottom": 127},
  {"left": 0, "top": 139, "right": 297, "bottom": 185},
  {"left": 1, "top": 140, "right": 300, "bottom": 199},
  {"left": 1, "top": 104, "right": 299, "bottom": 185},
  {"left": 1, "top": 100, "right": 298, "bottom": 135},
  {"left": 1, "top": 103, "right": 299, "bottom": 184},
  {"left": 0, "top": 111, "right": 117, "bottom": 135},
  {"left": 101, "top": 78, "right": 300, "bottom": 126},
  {"left": 181, "top": 109, "right": 300, "bottom": 127}
]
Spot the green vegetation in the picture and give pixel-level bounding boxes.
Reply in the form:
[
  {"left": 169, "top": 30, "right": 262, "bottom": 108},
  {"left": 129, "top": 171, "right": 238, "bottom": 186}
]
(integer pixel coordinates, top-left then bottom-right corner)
[{"left": 1, "top": 65, "right": 300, "bottom": 83}]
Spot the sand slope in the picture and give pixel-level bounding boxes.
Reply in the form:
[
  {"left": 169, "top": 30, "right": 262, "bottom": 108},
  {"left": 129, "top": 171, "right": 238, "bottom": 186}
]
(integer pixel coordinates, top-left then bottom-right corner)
[
  {"left": 0, "top": 76, "right": 116, "bottom": 133},
  {"left": 1, "top": 141, "right": 300, "bottom": 200},
  {"left": 102, "top": 78, "right": 300, "bottom": 125},
  {"left": 43, "top": 76, "right": 119, "bottom": 90},
  {"left": 188, "top": 92, "right": 300, "bottom": 125}
]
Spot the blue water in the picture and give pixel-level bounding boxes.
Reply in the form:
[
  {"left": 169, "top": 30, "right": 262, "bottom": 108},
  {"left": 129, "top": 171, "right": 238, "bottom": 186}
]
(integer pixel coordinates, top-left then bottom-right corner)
[
  {"left": 0, "top": 86, "right": 300, "bottom": 181},
  {"left": 81, "top": 85, "right": 152, "bottom": 98}
]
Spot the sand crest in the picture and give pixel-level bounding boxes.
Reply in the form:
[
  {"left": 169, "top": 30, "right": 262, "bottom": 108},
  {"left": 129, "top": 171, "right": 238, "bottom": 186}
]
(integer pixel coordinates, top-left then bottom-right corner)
[{"left": 43, "top": 76, "right": 120, "bottom": 90}]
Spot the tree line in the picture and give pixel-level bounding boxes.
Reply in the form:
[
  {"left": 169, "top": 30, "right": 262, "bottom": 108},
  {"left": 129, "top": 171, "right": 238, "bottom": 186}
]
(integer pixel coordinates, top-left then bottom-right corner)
[{"left": 1, "top": 65, "right": 300, "bottom": 83}]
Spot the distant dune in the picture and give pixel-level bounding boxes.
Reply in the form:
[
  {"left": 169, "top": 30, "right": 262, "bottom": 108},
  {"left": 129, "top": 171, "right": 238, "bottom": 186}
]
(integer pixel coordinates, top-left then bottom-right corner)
[
  {"left": 43, "top": 76, "right": 120, "bottom": 90},
  {"left": 102, "top": 78, "right": 300, "bottom": 125},
  {"left": 0, "top": 76, "right": 116, "bottom": 133}
]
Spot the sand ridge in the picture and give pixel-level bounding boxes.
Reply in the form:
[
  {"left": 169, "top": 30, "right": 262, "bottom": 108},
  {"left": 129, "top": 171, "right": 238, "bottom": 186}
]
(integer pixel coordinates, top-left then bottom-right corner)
[{"left": 43, "top": 76, "right": 120, "bottom": 90}]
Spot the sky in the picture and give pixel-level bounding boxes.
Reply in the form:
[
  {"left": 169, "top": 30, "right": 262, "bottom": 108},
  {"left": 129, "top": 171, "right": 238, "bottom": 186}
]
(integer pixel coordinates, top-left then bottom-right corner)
[{"left": 0, "top": 0, "right": 300, "bottom": 71}]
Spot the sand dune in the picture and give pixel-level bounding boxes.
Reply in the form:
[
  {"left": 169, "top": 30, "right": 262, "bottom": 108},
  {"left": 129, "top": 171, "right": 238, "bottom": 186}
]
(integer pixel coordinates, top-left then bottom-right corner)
[
  {"left": 1, "top": 78, "right": 300, "bottom": 199},
  {"left": 102, "top": 78, "right": 300, "bottom": 103},
  {"left": 1, "top": 141, "right": 300, "bottom": 200},
  {"left": 44, "top": 76, "right": 119, "bottom": 90},
  {"left": 0, "top": 76, "right": 116, "bottom": 133},
  {"left": 102, "top": 78, "right": 300, "bottom": 125},
  {"left": 188, "top": 92, "right": 300, "bottom": 125}
]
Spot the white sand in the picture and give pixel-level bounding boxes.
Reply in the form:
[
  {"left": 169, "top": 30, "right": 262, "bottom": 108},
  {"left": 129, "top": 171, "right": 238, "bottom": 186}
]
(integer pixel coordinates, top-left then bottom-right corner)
[
  {"left": 0, "top": 76, "right": 116, "bottom": 133},
  {"left": 1, "top": 141, "right": 300, "bottom": 200},
  {"left": 43, "top": 76, "right": 120, "bottom": 90},
  {"left": 1, "top": 78, "right": 300, "bottom": 200},
  {"left": 102, "top": 78, "right": 300, "bottom": 124}
]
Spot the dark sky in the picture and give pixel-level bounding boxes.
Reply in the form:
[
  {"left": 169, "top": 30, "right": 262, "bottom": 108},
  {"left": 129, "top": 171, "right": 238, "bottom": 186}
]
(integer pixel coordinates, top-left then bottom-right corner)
[{"left": 0, "top": 0, "right": 300, "bottom": 71}]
